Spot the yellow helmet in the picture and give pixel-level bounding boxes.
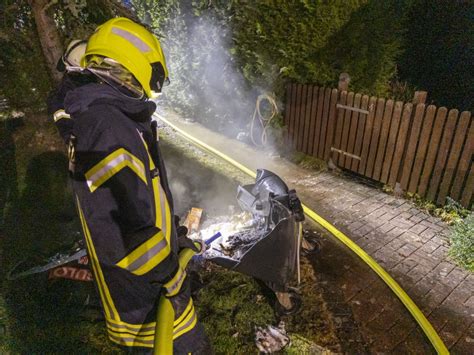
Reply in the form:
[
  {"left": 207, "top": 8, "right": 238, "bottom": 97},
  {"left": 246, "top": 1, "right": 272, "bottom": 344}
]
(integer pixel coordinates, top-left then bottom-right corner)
[{"left": 82, "top": 17, "right": 169, "bottom": 98}]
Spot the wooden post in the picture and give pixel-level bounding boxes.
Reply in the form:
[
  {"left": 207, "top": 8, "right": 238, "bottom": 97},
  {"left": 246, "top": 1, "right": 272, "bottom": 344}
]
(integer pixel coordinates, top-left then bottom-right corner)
[
  {"left": 338, "top": 73, "right": 350, "bottom": 92},
  {"left": 412, "top": 91, "right": 427, "bottom": 105}
]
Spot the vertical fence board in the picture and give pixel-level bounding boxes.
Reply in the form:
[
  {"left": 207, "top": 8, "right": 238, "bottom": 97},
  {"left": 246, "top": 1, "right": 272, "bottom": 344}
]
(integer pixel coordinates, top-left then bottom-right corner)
[
  {"left": 338, "top": 92, "right": 355, "bottom": 166},
  {"left": 324, "top": 89, "right": 339, "bottom": 160},
  {"left": 344, "top": 93, "right": 362, "bottom": 169},
  {"left": 460, "top": 164, "right": 474, "bottom": 207},
  {"left": 450, "top": 116, "right": 473, "bottom": 201},
  {"left": 365, "top": 98, "right": 386, "bottom": 177},
  {"left": 312, "top": 87, "right": 325, "bottom": 156},
  {"left": 373, "top": 100, "right": 394, "bottom": 180},
  {"left": 284, "top": 84, "right": 291, "bottom": 142},
  {"left": 381, "top": 101, "right": 403, "bottom": 184},
  {"left": 318, "top": 88, "right": 332, "bottom": 159},
  {"left": 426, "top": 109, "right": 459, "bottom": 201},
  {"left": 291, "top": 84, "right": 302, "bottom": 149},
  {"left": 388, "top": 103, "right": 413, "bottom": 187},
  {"left": 332, "top": 91, "right": 348, "bottom": 162},
  {"left": 437, "top": 111, "right": 472, "bottom": 205},
  {"left": 408, "top": 105, "right": 437, "bottom": 194},
  {"left": 351, "top": 95, "right": 369, "bottom": 172},
  {"left": 400, "top": 104, "right": 426, "bottom": 190},
  {"left": 358, "top": 96, "right": 378, "bottom": 174},
  {"left": 287, "top": 84, "right": 296, "bottom": 144},
  {"left": 307, "top": 87, "right": 320, "bottom": 155},
  {"left": 296, "top": 85, "right": 308, "bottom": 151},
  {"left": 302, "top": 85, "right": 314, "bottom": 154},
  {"left": 417, "top": 107, "right": 448, "bottom": 197}
]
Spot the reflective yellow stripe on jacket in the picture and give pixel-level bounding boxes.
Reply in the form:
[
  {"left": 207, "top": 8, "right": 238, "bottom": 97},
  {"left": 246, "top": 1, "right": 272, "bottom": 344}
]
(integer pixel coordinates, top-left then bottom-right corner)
[
  {"left": 85, "top": 148, "right": 147, "bottom": 192},
  {"left": 53, "top": 109, "right": 71, "bottom": 122},
  {"left": 116, "top": 229, "right": 171, "bottom": 276},
  {"left": 106, "top": 298, "right": 197, "bottom": 348},
  {"left": 76, "top": 197, "right": 120, "bottom": 321}
]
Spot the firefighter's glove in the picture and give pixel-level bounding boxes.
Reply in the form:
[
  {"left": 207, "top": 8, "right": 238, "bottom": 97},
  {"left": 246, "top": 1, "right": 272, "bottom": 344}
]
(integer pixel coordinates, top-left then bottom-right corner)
[{"left": 178, "top": 234, "right": 201, "bottom": 254}]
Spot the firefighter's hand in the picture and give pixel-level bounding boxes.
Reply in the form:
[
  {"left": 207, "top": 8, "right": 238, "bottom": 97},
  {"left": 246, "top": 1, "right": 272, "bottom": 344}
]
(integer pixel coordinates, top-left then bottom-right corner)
[{"left": 178, "top": 234, "right": 201, "bottom": 254}]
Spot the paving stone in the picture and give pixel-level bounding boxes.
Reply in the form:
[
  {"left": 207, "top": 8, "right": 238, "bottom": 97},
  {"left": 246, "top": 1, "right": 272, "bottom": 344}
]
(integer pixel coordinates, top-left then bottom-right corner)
[
  {"left": 431, "top": 261, "right": 456, "bottom": 278},
  {"left": 412, "top": 250, "right": 441, "bottom": 269},
  {"left": 463, "top": 295, "right": 474, "bottom": 308},
  {"left": 409, "top": 214, "right": 426, "bottom": 223},
  {"left": 387, "top": 198, "right": 405, "bottom": 207},
  {"left": 441, "top": 286, "right": 472, "bottom": 310},
  {"left": 422, "top": 283, "right": 457, "bottom": 313},
  {"left": 376, "top": 222, "right": 397, "bottom": 234},
  {"left": 366, "top": 207, "right": 388, "bottom": 218},
  {"left": 427, "top": 307, "right": 451, "bottom": 331},
  {"left": 397, "top": 243, "right": 418, "bottom": 257},
  {"left": 420, "top": 239, "right": 442, "bottom": 253},
  {"left": 390, "top": 217, "right": 415, "bottom": 229},
  {"left": 419, "top": 220, "right": 444, "bottom": 232},
  {"left": 386, "top": 226, "right": 405, "bottom": 238},
  {"left": 439, "top": 318, "right": 470, "bottom": 348},
  {"left": 445, "top": 267, "right": 468, "bottom": 285},
  {"left": 386, "top": 237, "right": 406, "bottom": 251},
  {"left": 451, "top": 333, "right": 474, "bottom": 355},
  {"left": 409, "top": 222, "right": 428, "bottom": 235},
  {"left": 432, "top": 245, "right": 449, "bottom": 259},
  {"left": 406, "top": 264, "right": 432, "bottom": 283},
  {"left": 387, "top": 316, "right": 416, "bottom": 348},
  {"left": 390, "top": 258, "right": 418, "bottom": 276},
  {"left": 347, "top": 220, "right": 364, "bottom": 232},
  {"left": 391, "top": 328, "right": 434, "bottom": 354},
  {"left": 395, "top": 202, "right": 412, "bottom": 212},
  {"left": 355, "top": 224, "right": 374, "bottom": 237}
]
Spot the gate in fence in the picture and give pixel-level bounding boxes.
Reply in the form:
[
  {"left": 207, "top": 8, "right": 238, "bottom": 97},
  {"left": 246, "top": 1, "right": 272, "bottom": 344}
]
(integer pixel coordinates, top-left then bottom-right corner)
[{"left": 284, "top": 83, "right": 473, "bottom": 208}]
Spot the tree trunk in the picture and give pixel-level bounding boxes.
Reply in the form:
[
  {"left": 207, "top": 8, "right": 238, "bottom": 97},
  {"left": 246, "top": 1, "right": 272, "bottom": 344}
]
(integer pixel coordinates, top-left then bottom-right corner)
[{"left": 29, "top": 0, "right": 63, "bottom": 83}]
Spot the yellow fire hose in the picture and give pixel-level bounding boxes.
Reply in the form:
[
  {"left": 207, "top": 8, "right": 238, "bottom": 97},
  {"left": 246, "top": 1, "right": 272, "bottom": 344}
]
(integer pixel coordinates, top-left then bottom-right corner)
[
  {"left": 154, "top": 113, "right": 449, "bottom": 354},
  {"left": 154, "top": 244, "right": 201, "bottom": 355}
]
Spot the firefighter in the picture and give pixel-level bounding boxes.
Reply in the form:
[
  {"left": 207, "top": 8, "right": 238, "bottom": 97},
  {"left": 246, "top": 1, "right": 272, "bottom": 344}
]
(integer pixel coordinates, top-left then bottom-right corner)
[
  {"left": 62, "top": 18, "right": 210, "bottom": 353},
  {"left": 47, "top": 39, "right": 94, "bottom": 144}
]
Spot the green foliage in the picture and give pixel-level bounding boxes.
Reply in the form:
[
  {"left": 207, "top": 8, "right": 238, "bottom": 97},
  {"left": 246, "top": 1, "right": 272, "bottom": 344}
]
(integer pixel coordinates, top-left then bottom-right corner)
[
  {"left": 448, "top": 214, "right": 474, "bottom": 272},
  {"left": 399, "top": 1, "right": 473, "bottom": 110},
  {"left": 0, "top": 0, "right": 133, "bottom": 111},
  {"left": 406, "top": 193, "right": 470, "bottom": 225},
  {"left": 132, "top": 0, "right": 407, "bottom": 132},
  {"left": 0, "top": 2, "right": 52, "bottom": 110}
]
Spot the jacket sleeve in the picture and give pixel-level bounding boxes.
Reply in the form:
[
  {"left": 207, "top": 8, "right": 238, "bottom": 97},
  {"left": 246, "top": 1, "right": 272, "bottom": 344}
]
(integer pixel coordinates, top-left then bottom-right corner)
[
  {"left": 47, "top": 75, "right": 78, "bottom": 144},
  {"left": 77, "top": 123, "right": 185, "bottom": 296}
]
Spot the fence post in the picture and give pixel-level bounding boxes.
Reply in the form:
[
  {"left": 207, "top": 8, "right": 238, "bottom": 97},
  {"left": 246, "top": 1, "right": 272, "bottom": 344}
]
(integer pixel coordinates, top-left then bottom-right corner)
[
  {"left": 412, "top": 91, "right": 427, "bottom": 105},
  {"left": 338, "top": 73, "right": 350, "bottom": 92}
]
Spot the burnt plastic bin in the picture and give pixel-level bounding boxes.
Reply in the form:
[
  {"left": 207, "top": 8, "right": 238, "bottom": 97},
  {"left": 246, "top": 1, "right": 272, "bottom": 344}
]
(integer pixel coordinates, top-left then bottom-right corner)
[{"left": 205, "top": 169, "right": 304, "bottom": 314}]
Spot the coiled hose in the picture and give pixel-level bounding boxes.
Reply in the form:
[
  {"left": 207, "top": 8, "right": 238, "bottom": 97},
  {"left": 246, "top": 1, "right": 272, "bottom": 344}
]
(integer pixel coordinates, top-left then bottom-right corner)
[{"left": 250, "top": 93, "right": 278, "bottom": 147}]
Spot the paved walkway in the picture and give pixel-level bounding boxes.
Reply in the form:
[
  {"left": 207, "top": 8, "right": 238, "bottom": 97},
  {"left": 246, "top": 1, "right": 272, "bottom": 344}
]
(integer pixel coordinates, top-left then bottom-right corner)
[{"left": 161, "top": 113, "right": 473, "bottom": 353}]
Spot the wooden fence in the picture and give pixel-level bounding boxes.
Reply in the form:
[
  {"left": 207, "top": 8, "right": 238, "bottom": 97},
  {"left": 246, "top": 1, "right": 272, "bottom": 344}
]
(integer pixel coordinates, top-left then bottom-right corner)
[{"left": 284, "top": 83, "right": 473, "bottom": 208}]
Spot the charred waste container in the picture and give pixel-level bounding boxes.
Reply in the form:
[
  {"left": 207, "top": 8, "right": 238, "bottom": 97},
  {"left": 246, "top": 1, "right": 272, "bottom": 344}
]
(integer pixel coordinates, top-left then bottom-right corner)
[{"left": 201, "top": 169, "right": 305, "bottom": 314}]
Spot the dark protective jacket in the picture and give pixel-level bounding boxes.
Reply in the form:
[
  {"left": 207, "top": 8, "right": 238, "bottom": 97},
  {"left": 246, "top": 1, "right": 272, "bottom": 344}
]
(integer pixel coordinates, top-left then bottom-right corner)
[
  {"left": 64, "top": 83, "right": 197, "bottom": 348},
  {"left": 47, "top": 72, "right": 95, "bottom": 144}
]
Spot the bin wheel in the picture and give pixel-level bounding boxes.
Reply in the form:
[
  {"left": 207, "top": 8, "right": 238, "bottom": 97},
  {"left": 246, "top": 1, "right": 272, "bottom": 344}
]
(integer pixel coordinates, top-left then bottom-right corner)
[
  {"left": 274, "top": 288, "right": 302, "bottom": 316},
  {"left": 301, "top": 231, "right": 322, "bottom": 256}
]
